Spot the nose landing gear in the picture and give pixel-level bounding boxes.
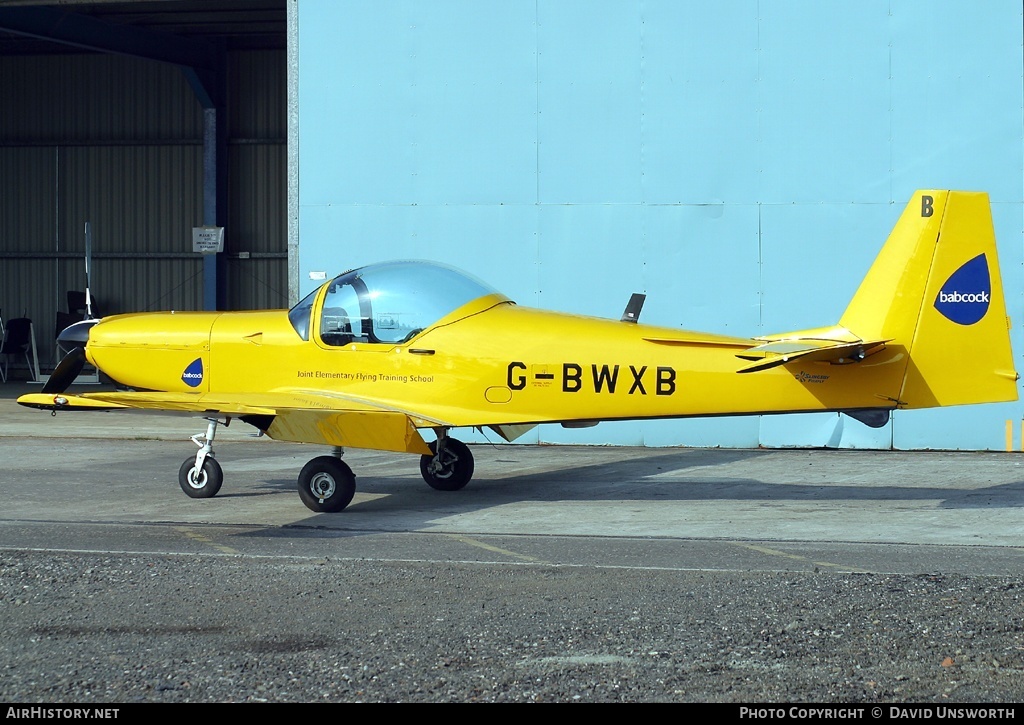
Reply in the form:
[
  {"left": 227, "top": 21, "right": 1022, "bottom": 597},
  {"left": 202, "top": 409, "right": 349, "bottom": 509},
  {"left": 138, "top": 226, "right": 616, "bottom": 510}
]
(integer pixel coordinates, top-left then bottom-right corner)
[{"left": 178, "top": 417, "right": 224, "bottom": 498}]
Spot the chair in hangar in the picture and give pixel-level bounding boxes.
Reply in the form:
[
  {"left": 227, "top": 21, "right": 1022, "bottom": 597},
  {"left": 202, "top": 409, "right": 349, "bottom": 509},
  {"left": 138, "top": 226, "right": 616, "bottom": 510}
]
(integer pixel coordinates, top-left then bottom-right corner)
[
  {"left": 66, "top": 290, "right": 100, "bottom": 319},
  {"left": 0, "top": 316, "right": 34, "bottom": 383}
]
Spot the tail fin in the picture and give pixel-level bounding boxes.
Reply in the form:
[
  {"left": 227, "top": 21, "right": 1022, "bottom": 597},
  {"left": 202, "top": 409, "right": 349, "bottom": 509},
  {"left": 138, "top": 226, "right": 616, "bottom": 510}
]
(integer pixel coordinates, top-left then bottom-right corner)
[{"left": 839, "top": 190, "right": 1018, "bottom": 408}]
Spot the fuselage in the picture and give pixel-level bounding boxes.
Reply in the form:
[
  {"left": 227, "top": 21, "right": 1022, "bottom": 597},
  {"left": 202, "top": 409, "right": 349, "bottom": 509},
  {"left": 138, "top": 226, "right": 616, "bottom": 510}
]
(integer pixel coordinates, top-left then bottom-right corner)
[{"left": 85, "top": 292, "right": 907, "bottom": 429}]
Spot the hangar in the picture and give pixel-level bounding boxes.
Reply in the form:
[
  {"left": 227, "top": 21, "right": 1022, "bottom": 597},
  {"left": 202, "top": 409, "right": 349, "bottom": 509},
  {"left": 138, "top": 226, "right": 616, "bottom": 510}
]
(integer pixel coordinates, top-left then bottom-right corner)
[
  {"left": 3, "top": 1, "right": 1023, "bottom": 451},
  {"left": 0, "top": 0, "right": 287, "bottom": 364}
]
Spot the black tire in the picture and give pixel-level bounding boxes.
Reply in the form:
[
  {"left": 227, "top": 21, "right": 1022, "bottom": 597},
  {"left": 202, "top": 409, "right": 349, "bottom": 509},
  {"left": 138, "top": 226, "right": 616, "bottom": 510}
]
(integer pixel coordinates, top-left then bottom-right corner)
[
  {"left": 178, "top": 456, "right": 224, "bottom": 499},
  {"left": 297, "top": 456, "right": 356, "bottom": 513},
  {"left": 419, "top": 438, "right": 474, "bottom": 491}
]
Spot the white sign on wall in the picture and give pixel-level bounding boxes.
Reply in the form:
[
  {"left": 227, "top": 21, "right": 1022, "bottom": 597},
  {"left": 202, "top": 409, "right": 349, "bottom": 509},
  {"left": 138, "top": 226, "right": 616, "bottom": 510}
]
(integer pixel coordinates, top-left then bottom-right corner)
[{"left": 192, "top": 226, "right": 224, "bottom": 254}]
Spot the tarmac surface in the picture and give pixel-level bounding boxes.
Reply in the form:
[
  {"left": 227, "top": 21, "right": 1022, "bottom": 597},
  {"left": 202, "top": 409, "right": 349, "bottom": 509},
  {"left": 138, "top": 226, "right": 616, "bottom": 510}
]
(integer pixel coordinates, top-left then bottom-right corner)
[{"left": 0, "top": 378, "right": 1022, "bottom": 703}]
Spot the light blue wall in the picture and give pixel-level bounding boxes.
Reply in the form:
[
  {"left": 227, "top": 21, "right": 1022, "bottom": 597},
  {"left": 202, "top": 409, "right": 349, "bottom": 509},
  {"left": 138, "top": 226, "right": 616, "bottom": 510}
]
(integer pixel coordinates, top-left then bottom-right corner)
[{"left": 296, "top": 0, "right": 1024, "bottom": 450}]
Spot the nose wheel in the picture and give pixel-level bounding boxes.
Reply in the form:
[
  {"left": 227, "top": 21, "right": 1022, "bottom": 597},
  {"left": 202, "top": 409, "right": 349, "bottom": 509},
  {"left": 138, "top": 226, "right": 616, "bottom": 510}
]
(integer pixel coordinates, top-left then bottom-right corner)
[
  {"left": 178, "top": 456, "right": 224, "bottom": 498},
  {"left": 178, "top": 418, "right": 225, "bottom": 498}
]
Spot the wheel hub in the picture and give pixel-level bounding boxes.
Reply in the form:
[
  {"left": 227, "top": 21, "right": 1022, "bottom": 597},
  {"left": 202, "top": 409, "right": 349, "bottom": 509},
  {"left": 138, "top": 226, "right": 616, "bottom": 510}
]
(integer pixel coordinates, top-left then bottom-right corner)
[
  {"left": 310, "top": 472, "right": 336, "bottom": 499},
  {"left": 429, "top": 451, "right": 456, "bottom": 479},
  {"left": 186, "top": 467, "right": 207, "bottom": 489}
]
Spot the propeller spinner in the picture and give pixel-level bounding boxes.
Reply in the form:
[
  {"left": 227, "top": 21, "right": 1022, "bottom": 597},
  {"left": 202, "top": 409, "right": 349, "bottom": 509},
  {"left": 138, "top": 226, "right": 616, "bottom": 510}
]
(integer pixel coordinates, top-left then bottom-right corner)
[{"left": 42, "top": 319, "right": 100, "bottom": 394}]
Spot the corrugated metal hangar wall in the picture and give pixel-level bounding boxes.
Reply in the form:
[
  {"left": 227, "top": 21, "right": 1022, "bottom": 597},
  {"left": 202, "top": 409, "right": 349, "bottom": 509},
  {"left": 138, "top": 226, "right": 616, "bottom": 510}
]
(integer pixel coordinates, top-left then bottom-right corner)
[
  {"left": 0, "top": 31, "right": 286, "bottom": 368},
  {"left": 294, "top": 0, "right": 1024, "bottom": 451}
]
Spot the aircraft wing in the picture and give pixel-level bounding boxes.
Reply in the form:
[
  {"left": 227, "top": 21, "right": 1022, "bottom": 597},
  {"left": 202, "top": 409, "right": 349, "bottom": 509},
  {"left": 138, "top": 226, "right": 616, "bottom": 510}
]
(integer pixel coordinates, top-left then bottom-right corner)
[{"left": 17, "top": 390, "right": 437, "bottom": 455}]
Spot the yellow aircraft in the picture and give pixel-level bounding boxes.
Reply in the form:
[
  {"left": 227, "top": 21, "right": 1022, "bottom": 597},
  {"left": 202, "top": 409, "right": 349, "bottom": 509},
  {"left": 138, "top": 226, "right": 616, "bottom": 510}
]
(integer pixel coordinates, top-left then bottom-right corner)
[{"left": 18, "top": 190, "right": 1019, "bottom": 512}]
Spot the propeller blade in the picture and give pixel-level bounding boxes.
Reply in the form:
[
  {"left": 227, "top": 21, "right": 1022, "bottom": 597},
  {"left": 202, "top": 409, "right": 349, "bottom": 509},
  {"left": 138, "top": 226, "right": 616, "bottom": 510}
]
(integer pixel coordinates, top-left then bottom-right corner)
[{"left": 42, "top": 346, "right": 87, "bottom": 394}]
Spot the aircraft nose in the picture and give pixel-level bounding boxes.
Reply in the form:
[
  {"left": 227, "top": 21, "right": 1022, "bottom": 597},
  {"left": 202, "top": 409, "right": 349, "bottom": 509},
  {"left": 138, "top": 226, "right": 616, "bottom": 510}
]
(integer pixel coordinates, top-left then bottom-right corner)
[{"left": 57, "top": 318, "right": 100, "bottom": 347}]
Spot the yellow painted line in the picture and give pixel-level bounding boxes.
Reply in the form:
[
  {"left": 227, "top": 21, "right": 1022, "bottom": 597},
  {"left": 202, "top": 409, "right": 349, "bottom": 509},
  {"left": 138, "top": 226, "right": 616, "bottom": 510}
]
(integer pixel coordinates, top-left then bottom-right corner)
[
  {"left": 1006, "top": 419, "right": 1013, "bottom": 452},
  {"left": 728, "top": 541, "right": 872, "bottom": 573},
  {"left": 446, "top": 534, "right": 547, "bottom": 563},
  {"left": 174, "top": 527, "right": 240, "bottom": 555}
]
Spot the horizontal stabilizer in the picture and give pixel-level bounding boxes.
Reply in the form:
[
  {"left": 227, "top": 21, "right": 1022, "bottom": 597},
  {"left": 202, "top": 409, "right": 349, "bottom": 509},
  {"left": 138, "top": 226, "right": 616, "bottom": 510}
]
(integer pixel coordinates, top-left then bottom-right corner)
[{"left": 736, "top": 338, "right": 888, "bottom": 373}]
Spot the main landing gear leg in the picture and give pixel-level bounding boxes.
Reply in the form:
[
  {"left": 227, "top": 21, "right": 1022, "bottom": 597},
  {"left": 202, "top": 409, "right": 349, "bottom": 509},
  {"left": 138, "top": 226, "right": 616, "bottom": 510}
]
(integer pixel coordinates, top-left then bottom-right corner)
[
  {"left": 419, "top": 429, "right": 475, "bottom": 491},
  {"left": 178, "top": 417, "right": 225, "bottom": 499}
]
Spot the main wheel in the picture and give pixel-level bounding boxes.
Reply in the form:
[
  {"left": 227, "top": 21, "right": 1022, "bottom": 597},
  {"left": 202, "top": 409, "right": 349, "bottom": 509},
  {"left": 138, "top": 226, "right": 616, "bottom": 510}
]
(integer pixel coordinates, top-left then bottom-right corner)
[
  {"left": 178, "top": 456, "right": 224, "bottom": 499},
  {"left": 420, "top": 438, "right": 474, "bottom": 491},
  {"left": 298, "top": 456, "right": 356, "bottom": 513}
]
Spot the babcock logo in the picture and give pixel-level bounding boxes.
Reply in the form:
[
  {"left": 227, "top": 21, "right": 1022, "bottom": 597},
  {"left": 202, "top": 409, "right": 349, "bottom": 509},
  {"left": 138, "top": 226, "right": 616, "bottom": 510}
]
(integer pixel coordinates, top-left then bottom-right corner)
[
  {"left": 934, "top": 254, "right": 990, "bottom": 326},
  {"left": 182, "top": 358, "right": 204, "bottom": 388}
]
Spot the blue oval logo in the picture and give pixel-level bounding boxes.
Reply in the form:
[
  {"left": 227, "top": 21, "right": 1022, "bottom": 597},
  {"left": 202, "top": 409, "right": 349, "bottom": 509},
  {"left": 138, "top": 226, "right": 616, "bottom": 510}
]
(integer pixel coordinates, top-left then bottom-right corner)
[
  {"left": 934, "top": 254, "right": 990, "bottom": 326},
  {"left": 181, "top": 358, "right": 204, "bottom": 388}
]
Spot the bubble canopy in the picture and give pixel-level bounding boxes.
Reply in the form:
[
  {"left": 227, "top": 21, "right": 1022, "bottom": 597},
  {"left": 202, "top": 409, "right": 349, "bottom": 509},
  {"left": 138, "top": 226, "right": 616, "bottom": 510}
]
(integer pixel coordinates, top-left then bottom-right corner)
[{"left": 288, "top": 260, "right": 501, "bottom": 345}]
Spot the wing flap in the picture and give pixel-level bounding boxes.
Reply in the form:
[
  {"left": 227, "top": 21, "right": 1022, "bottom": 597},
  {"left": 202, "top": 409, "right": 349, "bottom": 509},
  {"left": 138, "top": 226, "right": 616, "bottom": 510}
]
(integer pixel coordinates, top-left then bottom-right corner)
[
  {"left": 267, "top": 409, "right": 431, "bottom": 455},
  {"left": 488, "top": 423, "right": 537, "bottom": 442}
]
